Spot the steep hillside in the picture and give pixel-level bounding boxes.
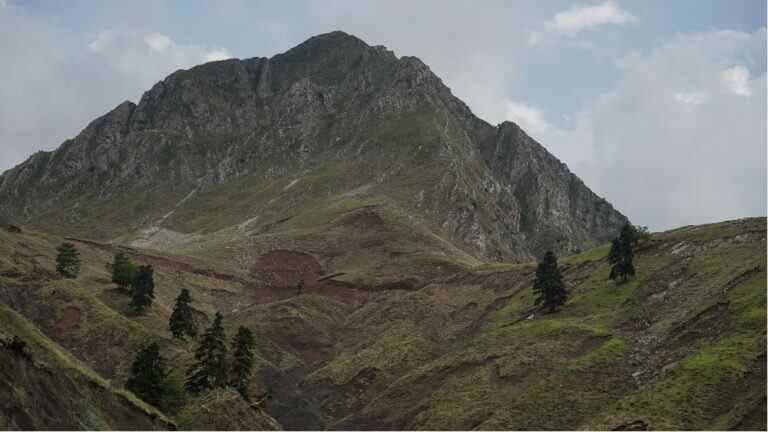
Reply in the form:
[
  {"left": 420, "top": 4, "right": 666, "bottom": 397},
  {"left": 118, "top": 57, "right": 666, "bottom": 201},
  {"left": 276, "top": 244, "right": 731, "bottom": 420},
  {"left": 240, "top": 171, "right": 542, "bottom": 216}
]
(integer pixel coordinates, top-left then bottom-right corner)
[
  {"left": 0, "top": 304, "right": 173, "bottom": 429},
  {"left": 0, "top": 31, "right": 625, "bottom": 262},
  {"left": 0, "top": 218, "right": 764, "bottom": 430}
]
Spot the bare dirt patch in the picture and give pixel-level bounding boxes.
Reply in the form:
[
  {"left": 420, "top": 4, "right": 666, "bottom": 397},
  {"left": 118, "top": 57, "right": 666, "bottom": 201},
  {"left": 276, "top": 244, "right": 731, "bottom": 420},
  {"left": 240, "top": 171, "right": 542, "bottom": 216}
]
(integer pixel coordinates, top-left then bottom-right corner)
[
  {"left": 251, "top": 250, "right": 324, "bottom": 289},
  {"left": 56, "top": 306, "right": 82, "bottom": 334}
]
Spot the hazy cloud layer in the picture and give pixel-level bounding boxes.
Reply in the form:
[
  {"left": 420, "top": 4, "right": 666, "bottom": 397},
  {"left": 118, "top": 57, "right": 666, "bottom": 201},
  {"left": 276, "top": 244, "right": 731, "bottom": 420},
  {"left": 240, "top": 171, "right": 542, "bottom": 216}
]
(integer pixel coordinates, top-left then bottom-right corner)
[
  {"left": 0, "top": 5, "right": 229, "bottom": 173},
  {"left": 0, "top": 1, "right": 765, "bottom": 231},
  {"left": 538, "top": 28, "right": 767, "bottom": 229}
]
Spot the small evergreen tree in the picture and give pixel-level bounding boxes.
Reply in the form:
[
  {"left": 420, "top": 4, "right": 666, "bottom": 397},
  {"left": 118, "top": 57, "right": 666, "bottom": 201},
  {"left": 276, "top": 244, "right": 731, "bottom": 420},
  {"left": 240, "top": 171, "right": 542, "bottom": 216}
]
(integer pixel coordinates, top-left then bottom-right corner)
[
  {"left": 130, "top": 265, "right": 155, "bottom": 314},
  {"left": 295, "top": 279, "right": 304, "bottom": 296},
  {"left": 230, "top": 326, "right": 255, "bottom": 400},
  {"left": 126, "top": 342, "right": 167, "bottom": 408},
  {"left": 111, "top": 252, "right": 136, "bottom": 289},
  {"left": 169, "top": 288, "right": 198, "bottom": 340},
  {"left": 631, "top": 225, "right": 651, "bottom": 245},
  {"left": 532, "top": 251, "right": 568, "bottom": 313},
  {"left": 185, "top": 312, "right": 228, "bottom": 393},
  {"left": 55, "top": 242, "right": 80, "bottom": 279},
  {"left": 609, "top": 224, "right": 636, "bottom": 283}
]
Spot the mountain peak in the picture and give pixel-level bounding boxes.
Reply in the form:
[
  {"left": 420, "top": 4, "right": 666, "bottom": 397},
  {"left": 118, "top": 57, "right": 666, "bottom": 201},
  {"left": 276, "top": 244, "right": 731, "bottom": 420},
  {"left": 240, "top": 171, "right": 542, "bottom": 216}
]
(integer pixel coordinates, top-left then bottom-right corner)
[
  {"left": 298, "top": 30, "right": 368, "bottom": 46},
  {"left": 0, "top": 31, "right": 627, "bottom": 262},
  {"left": 276, "top": 30, "right": 372, "bottom": 61}
]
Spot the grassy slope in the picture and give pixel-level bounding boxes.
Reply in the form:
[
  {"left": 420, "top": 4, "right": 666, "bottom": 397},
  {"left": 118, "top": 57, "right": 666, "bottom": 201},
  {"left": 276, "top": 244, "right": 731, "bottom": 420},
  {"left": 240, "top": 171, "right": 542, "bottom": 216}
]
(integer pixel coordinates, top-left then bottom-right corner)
[
  {"left": 326, "top": 218, "right": 767, "bottom": 430},
  {"left": 0, "top": 304, "right": 172, "bottom": 429},
  {"left": 0, "top": 217, "right": 765, "bottom": 430}
]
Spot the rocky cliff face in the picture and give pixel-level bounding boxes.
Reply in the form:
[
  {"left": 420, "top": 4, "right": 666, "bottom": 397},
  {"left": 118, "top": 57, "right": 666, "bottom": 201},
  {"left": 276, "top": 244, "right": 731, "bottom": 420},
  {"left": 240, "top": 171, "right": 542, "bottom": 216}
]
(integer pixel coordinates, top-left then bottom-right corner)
[{"left": 0, "top": 31, "right": 626, "bottom": 261}]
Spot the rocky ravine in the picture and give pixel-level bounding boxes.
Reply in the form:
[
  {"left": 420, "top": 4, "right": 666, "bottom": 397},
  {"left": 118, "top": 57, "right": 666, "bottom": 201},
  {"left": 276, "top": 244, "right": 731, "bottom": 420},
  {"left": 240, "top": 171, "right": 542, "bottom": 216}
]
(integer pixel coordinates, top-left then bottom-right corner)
[{"left": 0, "top": 31, "right": 626, "bottom": 262}]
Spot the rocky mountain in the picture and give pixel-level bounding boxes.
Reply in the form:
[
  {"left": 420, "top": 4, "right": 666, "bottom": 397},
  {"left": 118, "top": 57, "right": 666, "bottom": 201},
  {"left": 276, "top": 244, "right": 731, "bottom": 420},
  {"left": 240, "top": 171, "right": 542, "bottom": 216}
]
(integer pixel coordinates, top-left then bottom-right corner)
[
  {"left": 0, "top": 31, "right": 625, "bottom": 263},
  {"left": 1, "top": 31, "right": 763, "bottom": 431}
]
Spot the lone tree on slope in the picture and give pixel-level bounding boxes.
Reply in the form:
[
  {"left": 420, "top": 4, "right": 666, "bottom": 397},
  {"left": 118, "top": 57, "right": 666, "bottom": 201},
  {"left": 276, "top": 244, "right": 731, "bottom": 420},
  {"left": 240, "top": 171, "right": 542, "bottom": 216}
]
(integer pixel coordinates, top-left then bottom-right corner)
[
  {"left": 126, "top": 342, "right": 168, "bottom": 408},
  {"left": 630, "top": 224, "right": 651, "bottom": 246},
  {"left": 130, "top": 265, "right": 155, "bottom": 314},
  {"left": 609, "top": 224, "right": 636, "bottom": 283},
  {"left": 533, "top": 251, "right": 568, "bottom": 313},
  {"left": 110, "top": 252, "right": 136, "bottom": 290},
  {"left": 186, "top": 311, "right": 228, "bottom": 393},
  {"left": 230, "top": 326, "right": 256, "bottom": 400},
  {"left": 169, "top": 288, "right": 198, "bottom": 340},
  {"left": 55, "top": 242, "right": 80, "bottom": 279}
]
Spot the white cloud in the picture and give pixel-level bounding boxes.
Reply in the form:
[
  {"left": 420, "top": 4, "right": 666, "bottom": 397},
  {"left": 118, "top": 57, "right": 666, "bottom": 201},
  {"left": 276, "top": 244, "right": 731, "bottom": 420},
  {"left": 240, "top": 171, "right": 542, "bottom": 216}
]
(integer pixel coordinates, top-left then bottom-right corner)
[
  {"left": 528, "top": 1, "right": 637, "bottom": 46},
  {"left": 539, "top": 28, "right": 766, "bottom": 230},
  {"left": 674, "top": 91, "right": 708, "bottom": 106},
  {"left": 88, "top": 30, "right": 115, "bottom": 52},
  {"left": 720, "top": 65, "right": 752, "bottom": 96},
  {"left": 203, "top": 48, "right": 233, "bottom": 62},
  {"left": 0, "top": 0, "right": 7, "bottom": 8},
  {"left": 83, "top": 29, "right": 234, "bottom": 91},
  {"left": 0, "top": 8, "right": 232, "bottom": 172},
  {"left": 547, "top": 1, "right": 638, "bottom": 37},
  {"left": 144, "top": 32, "right": 174, "bottom": 52},
  {"left": 504, "top": 101, "right": 552, "bottom": 137}
]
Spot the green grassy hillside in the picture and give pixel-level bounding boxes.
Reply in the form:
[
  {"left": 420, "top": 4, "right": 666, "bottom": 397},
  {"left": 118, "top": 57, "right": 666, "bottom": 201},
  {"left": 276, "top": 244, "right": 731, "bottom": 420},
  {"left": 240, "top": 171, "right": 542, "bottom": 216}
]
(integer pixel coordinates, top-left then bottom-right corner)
[{"left": 0, "top": 217, "right": 764, "bottom": 430}]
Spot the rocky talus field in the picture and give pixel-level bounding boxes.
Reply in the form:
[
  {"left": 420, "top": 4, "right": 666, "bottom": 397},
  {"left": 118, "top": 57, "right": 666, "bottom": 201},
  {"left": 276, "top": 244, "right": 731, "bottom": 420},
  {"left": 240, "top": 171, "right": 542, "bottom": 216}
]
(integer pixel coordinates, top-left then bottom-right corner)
[{"left": 0, "top": 32, "right": 764, "bottom": 430}]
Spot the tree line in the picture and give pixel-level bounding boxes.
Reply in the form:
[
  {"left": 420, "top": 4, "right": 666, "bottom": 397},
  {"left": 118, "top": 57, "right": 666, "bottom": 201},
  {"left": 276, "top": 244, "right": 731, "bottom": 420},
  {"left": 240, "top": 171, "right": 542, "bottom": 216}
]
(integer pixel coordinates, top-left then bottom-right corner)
[
  {"left": 53, "top": 246, "right": 257, "bottom": 411},
  {"left": 127, "top": 310, "right": 256, "bottom": 411},
  {"left": 52, "top": 222, "right": 650, "bottom": 412}
]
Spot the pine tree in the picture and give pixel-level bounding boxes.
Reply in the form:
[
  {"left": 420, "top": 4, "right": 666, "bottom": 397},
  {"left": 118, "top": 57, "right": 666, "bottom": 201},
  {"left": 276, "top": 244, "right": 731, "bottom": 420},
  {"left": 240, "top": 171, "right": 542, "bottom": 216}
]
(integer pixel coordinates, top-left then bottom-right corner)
[
  {"left": 609, "top": 224, "right": 636, "bottom": 283},
  {"left": 631, "top": 225, "right": 651, "bottom": 245},
  {"left": 169, "top": 288, "right": 198, "bottom": 340},
  {"left": 295, "top": 279, "right": 304, "bottom": 296},
  {"left": 185, "top": 312, "right": 228, "bottom": 393},
  {"left": 130, "top": 265, "right": 155, "bottom": 314},
  {"left": 230, "top": 326, "right": 255, "bottom": 400},
  {"left": 55, "top": 242, "right": 80, "bottom": 279},
  {"left": 111, "top": 252, "right": 136, "bottom": 290},
  {"left": 532, "top": 251, "right": 568, "bottom": 313},
  {"left": 126, "top": 342, "right": 167, "bottom": 408}
]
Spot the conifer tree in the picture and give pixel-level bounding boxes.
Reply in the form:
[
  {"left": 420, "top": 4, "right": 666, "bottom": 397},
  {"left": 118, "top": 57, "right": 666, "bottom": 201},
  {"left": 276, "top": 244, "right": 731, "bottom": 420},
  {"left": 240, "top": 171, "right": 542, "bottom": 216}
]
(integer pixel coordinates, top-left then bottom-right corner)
[
  {"left": 169, "top": 288, "right": 198, "bottom": 340},
  {"left": 55, "top": 242, "right": 80, "bottom": 279},
  {"left": 130, "top": 265, "right": 155, "bottom": 314},
  {"left": 126, "top": 342, "right": 167, "bottom": 408},
  {"left": 230, "top": 326, "right": 255, "bottom": 400},
  {"left": 532, "top": 251, "right": 568, "bottom": 313},
  {"left": 609, "top": 224, "right": 636, "bottom": 283},
  {"left": 631, "top": 225, "right": 651, "bottom": 245},
  {"left": 110, "top": 252, "right": 136, "bottom": 289},
  {"left": 185, "top": 312, "right": 228, "bottom": 393}
]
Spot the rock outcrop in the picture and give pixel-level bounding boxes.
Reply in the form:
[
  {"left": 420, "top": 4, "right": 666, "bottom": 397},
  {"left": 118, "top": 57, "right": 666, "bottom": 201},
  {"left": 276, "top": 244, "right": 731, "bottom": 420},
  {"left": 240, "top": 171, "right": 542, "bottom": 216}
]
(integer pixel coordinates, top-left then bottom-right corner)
[{"left": 0, "top": 31, "right": 626, "bottom": 261}]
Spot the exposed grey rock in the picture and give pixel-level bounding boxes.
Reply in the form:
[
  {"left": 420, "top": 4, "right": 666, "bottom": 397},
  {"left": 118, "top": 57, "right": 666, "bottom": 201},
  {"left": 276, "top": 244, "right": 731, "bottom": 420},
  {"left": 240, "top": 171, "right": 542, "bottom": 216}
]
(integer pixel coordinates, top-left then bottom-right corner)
[{"left": 0, "top": 31, "right": 627, "bottom": 261}]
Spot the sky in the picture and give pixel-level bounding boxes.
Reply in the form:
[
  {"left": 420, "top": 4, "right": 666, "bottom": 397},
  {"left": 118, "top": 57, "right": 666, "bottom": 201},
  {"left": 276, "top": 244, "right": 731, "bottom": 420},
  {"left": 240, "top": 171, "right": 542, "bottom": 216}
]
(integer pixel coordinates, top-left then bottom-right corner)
[{"left": 0, "top": 0, "right": 765, "bottom": 230}]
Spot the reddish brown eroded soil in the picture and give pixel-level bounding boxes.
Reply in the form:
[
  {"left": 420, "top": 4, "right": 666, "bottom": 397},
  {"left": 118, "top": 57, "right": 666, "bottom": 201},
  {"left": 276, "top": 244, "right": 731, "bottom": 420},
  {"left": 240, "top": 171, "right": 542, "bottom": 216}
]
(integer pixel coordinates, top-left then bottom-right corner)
[
  {"left": 250, "top": 249, "right": 324, "bottom": 289},
  {"left": 55, "top": 306, "right": 82, "bottom": 335}
]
